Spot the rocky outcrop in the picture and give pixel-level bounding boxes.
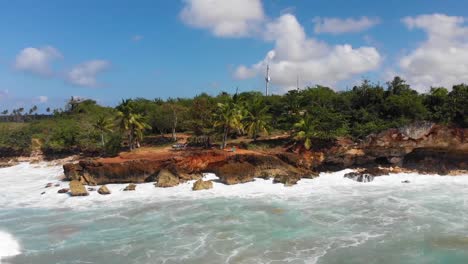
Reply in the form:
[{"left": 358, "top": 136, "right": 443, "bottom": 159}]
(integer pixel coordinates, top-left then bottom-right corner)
[
  {"left": 98, "top": 185, "right": 111, "bottom": 195},
  {"left": 123, "top": 184, "right": 136, "bottom": 191},
  {"left": 273, "top": 174, "right": 301, "bottom": 186},
  {"left": 318, "top": 125, "right": 467, "bottom": 174},
  {"left": 155, "top": 169, "right": 180, "bottom": 188},
  {"left": 61, "top": 125, "right": 467, "bottom": 187},
  {"left": 207, "top": 154, "right": 311, "bottom": 185},
  {"left": 344, "top": 172, "right": 374, "bottom": 183},
  {"left": 192, "top": 179, "right": 213, "bottom": 191},
  {"left": 69, "top": 180, "right": 88, "bottom": 196}
]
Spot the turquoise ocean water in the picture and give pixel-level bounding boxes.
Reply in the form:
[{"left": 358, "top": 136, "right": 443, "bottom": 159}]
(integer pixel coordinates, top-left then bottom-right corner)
[{"left": 1, "top": 163, "right": 468, "bottom": 264}]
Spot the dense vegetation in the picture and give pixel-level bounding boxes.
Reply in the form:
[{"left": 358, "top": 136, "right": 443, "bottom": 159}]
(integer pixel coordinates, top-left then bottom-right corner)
[{"left": 0, "top": 77, "right": 466, "bottom": 157}]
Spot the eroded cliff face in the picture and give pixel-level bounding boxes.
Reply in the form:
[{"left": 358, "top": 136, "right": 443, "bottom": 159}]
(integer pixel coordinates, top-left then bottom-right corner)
[
  {"left": 63, "top": 124, "right": 467, "bottom": 187},
  {"left": 318, "top": 124, "right": 467, "bottom": 174},
  {"left": 63, "top": 151, "right": 317, "bottom": 186}
]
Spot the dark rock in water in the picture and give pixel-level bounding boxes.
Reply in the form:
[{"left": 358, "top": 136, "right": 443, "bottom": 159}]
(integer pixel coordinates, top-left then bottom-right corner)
[
  {"left": 41, "top": 191, "right": 46, "bottom": 195},
  {"left": 402, "top": 180, "right": 411, "bottom": 183},
  {"left": 54, "top": 183, "right": 60, "bottom": 187},
  {"left": 87, "top": 187, "right": 96, "bottom": 191},
  {"left": 98, "top": 185, "right": 111, "bottom": 195},
  {"left": 57, "top": 188, "right": 69, "bottom": 193},
  {"left": 123, "top": 184, "right": 136, "bottom": 191},
  {"left": 69, "top": 180, "right": 89, "bottom": 196},
  {"left": 344, "top": 172, "right": 374, "bottom": 183},
  {"left": 45, "top": 183, "right": 53, "bottom": 188}
]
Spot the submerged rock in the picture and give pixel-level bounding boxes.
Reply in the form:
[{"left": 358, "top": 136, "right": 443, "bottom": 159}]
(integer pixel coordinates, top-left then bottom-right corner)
[
  {"left": 98, "top": 185, "right": 111, "bottom": 195},
  {"left": 402, "top": 180, "right": 411, "bottom": 183},
  {"left": 192, "top": 179, "right": 213, "bottom": 191},
  {"left": 45, "top": 183, "right": 53, "bottom": 188},
  {"left": 123, "top": 184, "right": 136, "bottom": 191},
  {"left": 344, "top": 172, "right": 374, "bottom": 183},
  {"left": 57, "top": 188, "right": 69, "bottom": 194},
  {"left": 69, "top": 180, "right": 89, "bottom": 196},
  {"left": 87, "top": 187, "right": 96, "bottom": 192},
  {"left": 155, "top": 169, "right": 180, "bottom": 188}
]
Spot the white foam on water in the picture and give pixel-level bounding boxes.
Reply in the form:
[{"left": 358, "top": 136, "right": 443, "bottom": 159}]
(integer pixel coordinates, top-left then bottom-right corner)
[
  {"left": 1, "top": 162, "right": 468, "bottom": 210},
  {"left": 0, "top": 231, "right": 21, "bottom": 261}
]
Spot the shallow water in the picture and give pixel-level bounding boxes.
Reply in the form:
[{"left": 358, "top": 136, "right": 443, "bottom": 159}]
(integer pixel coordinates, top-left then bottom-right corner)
[{"left": 1, "top": 163, "right": 468, "bottom": 263}]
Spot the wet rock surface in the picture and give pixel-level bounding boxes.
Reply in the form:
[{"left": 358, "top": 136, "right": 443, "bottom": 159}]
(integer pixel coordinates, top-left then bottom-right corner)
[
  {"left": 98, "top": 185, "right": 111, "bottom": 195},
  {"left": 344, "top": 172, "right": 374, "bottom": 183},
  {"left": 192, "top": 179, "right": 213, "bottom": 191},
  {"left": 123, "top": 184, "right": 136, "bottom": 191},
  {"left": 69, "top": 180, "right": 89, "bottom": 196}
]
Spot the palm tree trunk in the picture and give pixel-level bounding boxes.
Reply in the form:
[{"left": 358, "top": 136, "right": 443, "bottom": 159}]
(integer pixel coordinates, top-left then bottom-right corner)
[
  {"left": 221, "top": 126, "right": 228, "bottom": 149},
  {"left": 101, "top": 133, "right": 105, "bottom": 147},
  {"left": 129, "top": 130, "right": 134, "bottom": 151}
]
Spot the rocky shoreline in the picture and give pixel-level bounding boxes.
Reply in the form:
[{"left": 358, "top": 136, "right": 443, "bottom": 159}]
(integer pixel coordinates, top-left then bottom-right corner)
[
  {"left": 58, "top": 124, "right": 467, "bottom": 195},
  {"left": 3, "top": 124, "right": 468, "bottom": 196}
]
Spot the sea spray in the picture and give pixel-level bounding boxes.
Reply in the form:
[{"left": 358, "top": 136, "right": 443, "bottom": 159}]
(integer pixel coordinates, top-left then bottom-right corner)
[{"left": 0, "top": 231, "right": 21, "bottom": 262}]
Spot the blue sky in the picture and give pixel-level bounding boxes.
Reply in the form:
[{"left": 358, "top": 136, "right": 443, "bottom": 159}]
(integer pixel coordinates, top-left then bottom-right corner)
[{"left": 1, "top": 0, "right": 468, "bottom": 111}]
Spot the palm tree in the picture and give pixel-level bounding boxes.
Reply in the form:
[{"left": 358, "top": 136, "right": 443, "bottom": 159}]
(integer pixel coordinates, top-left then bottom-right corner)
[
  {"left": 213, "top": 97, "right": 244, "bottom": 149},
  {"left": 293, "top": 114, "right": 316, "bottom": 150},
  {"left": 93, "top": 115, "right": 114, "bottom": 146},
  {"left": 244, "top": 98, "right": 271, "bottom": 141},
  {"left": 116, "top": 99, "right": 151, "bottom": 150}
]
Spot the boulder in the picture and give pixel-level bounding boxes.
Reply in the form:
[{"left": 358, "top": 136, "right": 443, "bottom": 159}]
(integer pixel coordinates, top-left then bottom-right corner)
[
  {"left": 273, "top": 175, "right": 301, "bottom": 186},
  {"left": 80, "top": 174, "right": 97, "bottom": 186},
  {"left": 98, "top": 185, "right": 111, "bottom": 195},
  {"left": 344, "top": 172, "right": 374, "bottom": 183},
  {"left": 155, "top": 169, "right": 180, "bottom": 188},
  {"left": 69, "top": 180, "right": 89, "bottom": 196},
  {"left": 63, "top": 163, "right": 83, "bottom": 181},
  {"left": 123, "top": 184, "right": 136, "bottom": 191},
  {"left": 57, "top": 188, "right": 69, "bottom": 194},
  {"left": 192, "top": 179, "right": 213, "bottom": 191},
  {"left": 212, "top": 162, "right": 256, "bottom": 185},
  {"left": 45, "top": 183, "right": 53, "bottom": 188}
]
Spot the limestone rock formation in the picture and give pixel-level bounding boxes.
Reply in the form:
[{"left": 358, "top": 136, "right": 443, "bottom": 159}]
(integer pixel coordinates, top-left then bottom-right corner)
[
  {"left": 155, "top": 169, "right": 180, "bottom": 188},
  {"left": 69, "top": 180, "right": 89, "bottom": 196},
  {"left": 98, "top": 185, "right": 111, "bottom": 195},
  {"left": 192, "top": 179, "right": 213, "bottom": 191}
]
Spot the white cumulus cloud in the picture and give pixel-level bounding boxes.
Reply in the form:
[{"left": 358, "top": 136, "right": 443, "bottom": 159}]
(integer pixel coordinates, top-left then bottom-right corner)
[
  {"left": 313, "top": 16, "right": 380, "bottom": 34},
  {"left": 234, "top": 14, "right": 382, "bottom": 91},
  {"left": 37, "top": 96, "right": 48, "bottom": 103},
  {"left": 180, "top": 0, "right": 265, "bottom": 37},
  {"left": 14, "top": 46, "right": 62, "bottom": 76},
  {"left": 398, "top": 14, "right": 468, "bottom": 92},
  {"left": 66, "top": 60, "right": 110, "bottom": 87}
]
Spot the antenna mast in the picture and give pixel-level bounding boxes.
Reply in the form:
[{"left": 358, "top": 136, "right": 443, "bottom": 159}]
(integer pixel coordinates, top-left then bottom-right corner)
[{"left": 265, "top": 64, "right": 270, "bottom": 96}]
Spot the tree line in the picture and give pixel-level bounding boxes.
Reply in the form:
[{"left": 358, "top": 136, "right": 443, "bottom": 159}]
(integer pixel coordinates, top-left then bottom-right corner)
[{"left": 0, "top": 77, "right": 466, "bottom": 157}]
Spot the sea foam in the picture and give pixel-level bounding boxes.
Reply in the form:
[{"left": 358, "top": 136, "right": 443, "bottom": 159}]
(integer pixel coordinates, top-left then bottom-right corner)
[
  {"left": 0, "top": 231, "right": 21, "bottom": 262},
  {"left": 1, "top": 162, "right": 468, "bottom": 210}
]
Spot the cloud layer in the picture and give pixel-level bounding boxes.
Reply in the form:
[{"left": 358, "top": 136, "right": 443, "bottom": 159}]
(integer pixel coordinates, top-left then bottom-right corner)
[
  {"left": 14, "top": 46, "right": 62, "bottom": 76},
  {"left": 66, "top": 60, "right": 110, "bottom": 88},
  {"left": 313, "top": 16, "right": 380, "bottom": 34},
  {"left": 398, "top": 14, "right": 468, "bottom": 91},
  {"left": 235, "top": 14, "right": 381, "bottom": 90},
  {"left": 180, "top": 0, "right": 264, "bottom": 37}
]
